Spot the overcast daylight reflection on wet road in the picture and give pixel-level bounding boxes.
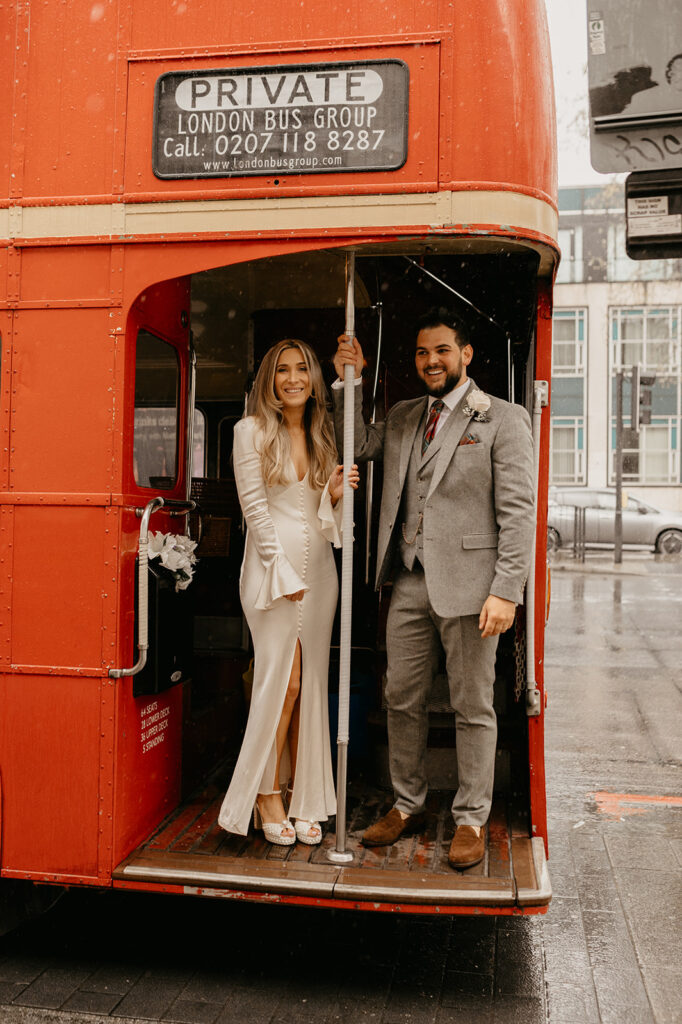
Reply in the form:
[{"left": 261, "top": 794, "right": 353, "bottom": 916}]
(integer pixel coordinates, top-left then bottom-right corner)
[{"left": 0, "top": 558, "right": 680, "bottom": 1024}]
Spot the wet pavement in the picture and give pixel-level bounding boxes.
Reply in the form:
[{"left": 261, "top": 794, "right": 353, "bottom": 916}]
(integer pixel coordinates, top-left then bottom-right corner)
[
  {"left": 0, "top": 560, "right": 680, "bottom": 1023},
  {"left": 550, "top": 547, "right": 682, "bottom": 577}
]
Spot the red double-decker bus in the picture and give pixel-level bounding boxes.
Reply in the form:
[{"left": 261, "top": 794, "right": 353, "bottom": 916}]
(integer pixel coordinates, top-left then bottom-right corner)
[{"left": 0, "top": 0, "right": 557, "bottom": 920}]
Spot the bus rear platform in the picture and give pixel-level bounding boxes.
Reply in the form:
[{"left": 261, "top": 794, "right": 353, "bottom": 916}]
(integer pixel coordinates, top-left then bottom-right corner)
[{"left": 113, "top": 770, "right": 551, "bottom": 916}]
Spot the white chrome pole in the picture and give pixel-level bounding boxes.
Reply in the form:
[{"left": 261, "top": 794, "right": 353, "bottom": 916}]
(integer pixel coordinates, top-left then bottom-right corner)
[
  {"left": 525, "top": 381, "right": 548, "bottom": 716},
  {"left": 328, "top": 252, "right": 356, "bottom": 864}
]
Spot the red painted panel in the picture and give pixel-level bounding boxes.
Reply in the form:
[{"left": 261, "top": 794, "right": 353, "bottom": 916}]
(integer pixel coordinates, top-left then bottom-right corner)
[
  {"left": 129, "top": 0, "right": 428, "bottom": 51},
  {"left": 10, "top": 308, "right": 114, "bottom": 494},
  {"left": 0, "top": 307, "right": 13, "bottom": 494},
  {"left": 20, "top": 2, "right": 119, "bottom": 198},
  {"left": 112, "top": 680, "right": 183, "bottom": 868},
  {"left": 107, "top": 276, "right": 189, "bottom": 867},
  {"left": 440, "top": 2, "right": 556, "bottom": 198},
  {"left": 11, "top": 507, "right": 106, "bottom": 668},
  {"left": 0, "top": 1, "right": 16, "bottom": 201},
  {"left": 528, "top": 280, "right": 553, "bottom": 853},
  {"left": 19, "top": 247, "right": 112, "bottom": 303},
  {"left": 3, "top": 0, "right": 555, "bottom": 206},
  {"left": 0, "top": 673, "right": 101, "bottom": 878}
]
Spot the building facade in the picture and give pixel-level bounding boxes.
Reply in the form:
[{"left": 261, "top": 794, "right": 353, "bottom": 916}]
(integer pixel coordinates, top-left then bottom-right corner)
[{"left": 552, "top": 184, "right": 682, "bottom": 512}]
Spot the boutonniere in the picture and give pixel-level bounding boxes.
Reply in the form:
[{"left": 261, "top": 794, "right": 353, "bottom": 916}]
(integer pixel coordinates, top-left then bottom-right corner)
[{"left": 462, "top": 389, "right": 491, "bottom": 422}]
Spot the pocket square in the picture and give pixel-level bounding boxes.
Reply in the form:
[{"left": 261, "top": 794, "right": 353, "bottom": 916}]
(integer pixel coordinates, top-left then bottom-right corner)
[{"left": 459, "top": 432, "right": 480, "bottom": 446}]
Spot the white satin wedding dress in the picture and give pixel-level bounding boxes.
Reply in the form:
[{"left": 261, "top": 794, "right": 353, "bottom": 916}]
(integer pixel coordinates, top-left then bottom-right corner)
[{"left": 218, "top": 416, "right": 341, "bottom": 836}]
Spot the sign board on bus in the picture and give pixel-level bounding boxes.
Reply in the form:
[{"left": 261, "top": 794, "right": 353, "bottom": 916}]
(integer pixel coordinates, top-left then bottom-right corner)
[
  {"left": 586, "top": 1, "right": 682, "bottom": 174},
  {"left": 153, "top": 60, "right": 409, "bottom": 179}
]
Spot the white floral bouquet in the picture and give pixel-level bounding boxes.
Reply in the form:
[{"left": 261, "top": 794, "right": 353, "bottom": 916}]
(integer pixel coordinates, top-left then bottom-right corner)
[{"left": 148, "top": 532, "right": 198, "bottom": 591}]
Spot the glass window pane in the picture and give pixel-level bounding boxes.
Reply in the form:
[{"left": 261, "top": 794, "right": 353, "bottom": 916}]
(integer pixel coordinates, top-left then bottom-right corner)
[
  {"left": 621, "top": 317, "right": 644, "bottom": 340},
  {"left": 551, "top": 425, "right": 580, "bottom": 483},
  {"left": 133, "top": 331, "right": 180, "bottom": 490},
  {"left": 553, "top": 319, "right": 577, "bottom": 342},
  {"left": 646, "top": 342, "right": 670, "bottom": 370},
  {"left": 647, "top": 314, "right": 670, "bottom": 340},
  {"left": 192, "top": 409, "right": 206, "bottom": 477},
  {"left": 553, "top": 342, "right": 576, "bottom": 369},
  {"left": 621, "top": 341, "right": 643, "bottom": 366}
]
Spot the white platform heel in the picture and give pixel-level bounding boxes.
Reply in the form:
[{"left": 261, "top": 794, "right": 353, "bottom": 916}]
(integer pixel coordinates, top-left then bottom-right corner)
[
  {"left": 285, "top": 785, "right": 322, "bottom": 845},
  {"left": 294, "top": 819, "right": 322, "bottom": 845},
  {"left": 253, "top": 791, "right": 295, "bottom": 846}
]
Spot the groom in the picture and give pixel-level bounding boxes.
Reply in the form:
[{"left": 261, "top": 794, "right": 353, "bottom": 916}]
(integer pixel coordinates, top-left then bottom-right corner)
[{"left": 332, "top": 308, "right": 535, "bottom": 869}]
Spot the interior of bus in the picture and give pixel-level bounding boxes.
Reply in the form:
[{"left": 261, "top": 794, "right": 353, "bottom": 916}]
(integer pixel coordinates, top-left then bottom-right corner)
[{"left": 120, "top": 243, "right": 549, "bottom": 908}]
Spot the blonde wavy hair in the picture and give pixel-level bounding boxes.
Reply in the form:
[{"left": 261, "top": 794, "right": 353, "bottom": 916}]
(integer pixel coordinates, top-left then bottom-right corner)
[{"left": 247, "top": 339, "right": 337, "bottom": 491}]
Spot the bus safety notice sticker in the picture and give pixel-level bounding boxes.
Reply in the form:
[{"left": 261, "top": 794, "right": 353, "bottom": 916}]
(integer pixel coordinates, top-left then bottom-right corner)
[{"left": 153, "top": 60, "right": 409, "bottom": 179}]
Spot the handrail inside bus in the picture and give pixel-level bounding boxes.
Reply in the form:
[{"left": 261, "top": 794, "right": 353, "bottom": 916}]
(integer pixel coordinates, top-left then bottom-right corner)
[
  {"left": 109, "top": 496, "right": 165, "bottom": 679},
  {"left": 525, "top": 380, "right": 549, "bottom": 716}
]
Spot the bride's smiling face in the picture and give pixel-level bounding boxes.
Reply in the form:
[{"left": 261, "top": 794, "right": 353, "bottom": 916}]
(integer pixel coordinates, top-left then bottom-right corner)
[{"left": 273, "top": 347, "right": 312, "bottom": 410}]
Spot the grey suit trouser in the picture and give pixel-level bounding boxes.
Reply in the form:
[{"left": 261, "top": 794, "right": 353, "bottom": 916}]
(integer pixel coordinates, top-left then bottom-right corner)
[{"left": 386, "top": 565, "right": 499, "bottom": 827}]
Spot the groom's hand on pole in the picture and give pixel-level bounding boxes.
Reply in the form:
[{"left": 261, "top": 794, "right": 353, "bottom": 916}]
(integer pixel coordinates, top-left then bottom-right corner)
[
  {"left": 479, "top": 595, "right": 516, "bottom": 638},
  {"left": 334, "top": 335, "right": 364, "bottom": 380}
]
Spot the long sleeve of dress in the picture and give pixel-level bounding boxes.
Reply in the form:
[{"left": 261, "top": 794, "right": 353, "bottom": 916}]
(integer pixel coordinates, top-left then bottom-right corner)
[
  {"left": 317, "top": 478, "right": 343, "bottom": 548},
  {"left": 232, "top": 417, "right": 308, "bottom": 610}
]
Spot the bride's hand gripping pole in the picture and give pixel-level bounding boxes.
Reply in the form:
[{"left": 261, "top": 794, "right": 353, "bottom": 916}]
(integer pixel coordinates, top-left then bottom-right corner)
[{"left": 327, "top": 251, "right": 356, "bottom": 865}]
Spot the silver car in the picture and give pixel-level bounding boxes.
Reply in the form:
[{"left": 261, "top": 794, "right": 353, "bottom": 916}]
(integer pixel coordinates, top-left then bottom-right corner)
[{"left": 547, "top": 488, "right": 682, "bottom": 554}]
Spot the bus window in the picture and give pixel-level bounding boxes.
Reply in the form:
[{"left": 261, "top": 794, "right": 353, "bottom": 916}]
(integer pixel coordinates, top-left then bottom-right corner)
[
  {"left": 192, "top": 408, "right": 207, "bottom": 477},
  {"left": 133, "top": 330, "right": 180, "bottom": 489}
]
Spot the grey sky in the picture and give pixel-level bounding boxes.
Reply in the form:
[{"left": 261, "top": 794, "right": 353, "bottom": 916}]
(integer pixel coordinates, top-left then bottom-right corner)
[{"left": 545, "top": 0, "right": 620, "bottom": 186}]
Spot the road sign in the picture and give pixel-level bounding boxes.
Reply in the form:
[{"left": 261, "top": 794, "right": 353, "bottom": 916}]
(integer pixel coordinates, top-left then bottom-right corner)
[
  {"left": 586, "top": 1, "right": 682, "bottom": 174},
  {"left": 625, "top": 170, "right": 682, "bottom": 259}
]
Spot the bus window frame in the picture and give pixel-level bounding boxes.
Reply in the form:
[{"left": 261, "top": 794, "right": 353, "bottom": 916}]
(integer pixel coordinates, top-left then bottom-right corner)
[{"left": 125, "top": 312, "right": 191, "bottom": 501}]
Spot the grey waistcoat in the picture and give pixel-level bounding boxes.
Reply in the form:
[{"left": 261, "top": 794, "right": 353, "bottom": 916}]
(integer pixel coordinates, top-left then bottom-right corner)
[{"left": 399, "top": 405, "right": 458, "bottom": 571}]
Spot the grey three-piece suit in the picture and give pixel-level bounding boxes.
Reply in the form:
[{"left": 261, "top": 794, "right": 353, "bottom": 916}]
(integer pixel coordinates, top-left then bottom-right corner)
[{"left": 334, "top": 378, "right": 535, "bottom": 826}]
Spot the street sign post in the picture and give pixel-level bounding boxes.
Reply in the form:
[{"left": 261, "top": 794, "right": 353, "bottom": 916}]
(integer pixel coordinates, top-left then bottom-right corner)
[
  {"left": 586, "top": 1, "right": 682, "bottom": 176},
  {"left": 625, "top": 171, "right": 682, "bottom": 260}
]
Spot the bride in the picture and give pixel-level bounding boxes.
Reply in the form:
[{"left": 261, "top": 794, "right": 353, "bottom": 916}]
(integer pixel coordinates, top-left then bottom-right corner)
[{"left": 218, "top": 339, "right": 358, "bottom": 845}]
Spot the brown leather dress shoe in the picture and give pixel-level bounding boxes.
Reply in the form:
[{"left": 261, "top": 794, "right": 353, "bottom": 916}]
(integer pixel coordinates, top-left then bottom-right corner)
[
  {"left": 361, "top": 807, "right": 427, "bottom": 847},
  {"left": 448, "top": 824, "right": 485, "bottom": 869}
]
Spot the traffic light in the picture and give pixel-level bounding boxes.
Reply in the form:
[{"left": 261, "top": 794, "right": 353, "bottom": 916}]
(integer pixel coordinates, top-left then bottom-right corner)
[{"left": 630, "top": 366, "right": 656, "bottom": 431}]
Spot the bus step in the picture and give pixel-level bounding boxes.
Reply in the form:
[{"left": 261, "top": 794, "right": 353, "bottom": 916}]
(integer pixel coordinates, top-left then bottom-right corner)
[{"left": 112, "top": 777, "right": 550, "bottom": 911}]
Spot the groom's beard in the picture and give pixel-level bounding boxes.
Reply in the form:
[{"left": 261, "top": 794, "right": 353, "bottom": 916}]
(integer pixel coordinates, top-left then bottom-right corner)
[{"left": 422, "top": 368, "right": 463, "bottom": 398}]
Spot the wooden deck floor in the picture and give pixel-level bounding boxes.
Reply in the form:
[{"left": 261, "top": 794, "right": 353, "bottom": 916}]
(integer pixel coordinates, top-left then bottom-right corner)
[{"left": 114, "top": 773, "right": 549, "bottom": 909}]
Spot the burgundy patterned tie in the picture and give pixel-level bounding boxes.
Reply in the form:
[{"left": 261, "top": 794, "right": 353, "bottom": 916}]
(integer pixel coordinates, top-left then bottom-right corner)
[{"left": 422, "top": 399, "right": 445, "bottom": 455}]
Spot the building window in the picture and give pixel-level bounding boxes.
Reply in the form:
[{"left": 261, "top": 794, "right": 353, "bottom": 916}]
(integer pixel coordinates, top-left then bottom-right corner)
[
  {"left": 550, "top": 309, "right": 587, "bottom": 485},
  {"left": 552, "top": 309, "right": 586, "bottom": 375},
  {"left": 551, "top": 418, "right": 585, "bottom": 484},
  {"left": 611, "top": 307, "right": 680, "bottom": 375},
  {"left": 609, "top": 307, "right": 681, "bottom": 485},
  {"left": 556, "top": 227, "right": 584, "bottom": 284}
]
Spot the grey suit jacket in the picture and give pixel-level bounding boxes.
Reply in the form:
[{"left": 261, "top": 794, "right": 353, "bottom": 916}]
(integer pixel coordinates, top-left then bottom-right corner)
[{"left": 333, "top": 379, "right": 535, "bottom": 618}]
